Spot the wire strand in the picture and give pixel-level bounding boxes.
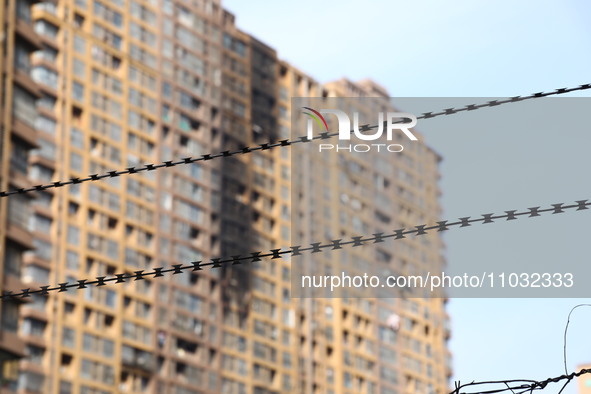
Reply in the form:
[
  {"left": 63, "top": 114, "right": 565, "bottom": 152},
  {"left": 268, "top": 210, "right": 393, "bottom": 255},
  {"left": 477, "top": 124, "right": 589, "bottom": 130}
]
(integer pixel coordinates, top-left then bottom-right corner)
[
  {"left": 450, "top": 368, "right": 591, "bottom": 394},
  {"left": 563, "top": 304, "right": 591, "bottom": 374}
]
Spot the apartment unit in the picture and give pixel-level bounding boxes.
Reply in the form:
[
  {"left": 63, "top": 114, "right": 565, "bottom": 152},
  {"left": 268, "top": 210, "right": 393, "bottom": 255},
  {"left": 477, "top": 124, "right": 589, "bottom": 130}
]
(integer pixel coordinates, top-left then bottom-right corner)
[{"left": 0, "top": 0, "right": 451, "bottom": 393}]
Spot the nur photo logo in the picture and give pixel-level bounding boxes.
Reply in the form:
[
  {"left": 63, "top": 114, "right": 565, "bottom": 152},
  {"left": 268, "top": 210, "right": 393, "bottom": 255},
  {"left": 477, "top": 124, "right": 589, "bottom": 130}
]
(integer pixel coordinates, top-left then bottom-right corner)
[{"left": 302, "top": 106, "right": 418, "bottom": 153}]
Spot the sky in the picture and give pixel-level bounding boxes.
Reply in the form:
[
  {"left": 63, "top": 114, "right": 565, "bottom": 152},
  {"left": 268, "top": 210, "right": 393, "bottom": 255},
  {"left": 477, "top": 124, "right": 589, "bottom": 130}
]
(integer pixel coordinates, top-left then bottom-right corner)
[{"left": 223, "top": 0, "right": 591, "bottom": 392}]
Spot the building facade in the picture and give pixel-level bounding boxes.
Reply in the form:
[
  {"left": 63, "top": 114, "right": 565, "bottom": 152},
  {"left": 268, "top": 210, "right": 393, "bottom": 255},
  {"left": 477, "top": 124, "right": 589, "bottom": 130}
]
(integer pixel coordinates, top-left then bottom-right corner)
[
  {"left": 281, "top": 64, "right": 452, "bottom": 393},
  {"left": 0, "top": 0, "right": 451, "bottom": 393}
]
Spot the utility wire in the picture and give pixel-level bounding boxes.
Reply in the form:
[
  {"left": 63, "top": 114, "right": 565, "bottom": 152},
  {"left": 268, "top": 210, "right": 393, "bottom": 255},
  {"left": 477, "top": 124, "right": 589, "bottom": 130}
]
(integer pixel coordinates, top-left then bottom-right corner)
[
  {"left": 452, "top": 304, "right": 591, "bottom": 394},
  {"left": 563, "top": 304, "right": 591, "bottom": 375},
  {"left": 1, "top": 83, "right": 590, "bottom": 198},
  {"left": 450, "top": 368, "right": 591, "bottom": 394},
  {"left": 1, "top": 198, "right": 588, "bottom": 299}
]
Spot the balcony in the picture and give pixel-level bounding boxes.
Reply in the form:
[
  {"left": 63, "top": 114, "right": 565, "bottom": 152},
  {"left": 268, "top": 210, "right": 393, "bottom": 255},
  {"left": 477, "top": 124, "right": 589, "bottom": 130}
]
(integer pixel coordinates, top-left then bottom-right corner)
[
  {"left": 0, "top": 328, "right": 27, "bottom": 359},
  {"left": 12, "top": 84, "right": 38, "bottom": 138},
  {"left": 122, "top": 347, "right": 156, "bottom": 372},
  {"left": 0, "top": 354, "right": 19, "bottom": 393},
  {"left": 33, "top": 20, "right": 59, "bottom": 49},
  {"left": 31, "top": 66, "right": 58, "bottom": 93},
  {"left": 13, "top": 69, "right": 42, "bottom": 98},
  {"left": 14, "top": 19, "right": 43, "bottom": 50}
]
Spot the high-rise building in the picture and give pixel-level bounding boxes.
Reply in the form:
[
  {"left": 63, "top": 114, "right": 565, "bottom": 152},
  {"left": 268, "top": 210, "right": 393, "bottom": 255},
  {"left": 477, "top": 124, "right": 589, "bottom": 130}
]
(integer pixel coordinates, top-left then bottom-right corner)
[
  {"left": 281, "top": 64, "right": 452, "bottom": 393},
  {"left": 0, "top": 0, "right": 451, "bottom": 393}
]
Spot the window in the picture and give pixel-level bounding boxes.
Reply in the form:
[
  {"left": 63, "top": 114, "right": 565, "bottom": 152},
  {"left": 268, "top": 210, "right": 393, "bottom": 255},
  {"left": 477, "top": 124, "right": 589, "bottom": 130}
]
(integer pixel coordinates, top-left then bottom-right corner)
[
  {"left": 10, "top": 137, "right": 30, "bottom": 174},
  {"left": 129, "top": 44, "right": 156, "bottom": 68},
  {"left": 19, "top": 371, "right": 44, "bottom": 392},
  {"left": 175, "top": 69, "right": 204, "bottom": 96},
  {"left": 22, "top": 318, "right": 46, "bottom": 337},
  {"left": 73, "top": 58, "right": 85, "bottom": 78},
  {"left": 176, "top": 26, "right": 203, "bottom": 52},
  {"left": 380, "top": 366, "right": 397, "bottom": 385},
  {"left": 174, "top": 290, "right": 203, "bottom": 313},
  {"left": 31, "top": 214, "right": 52, "bottom": 233},
  {"left": 32, "top": 66, "right": 58, "bottom": 89},
  {"left": 282, "top": 352, "right": 291, "bottom": 367},
  {"left": 83, "top": 333, "right": 114, "bottom": 357},
  {"left": 36, "top": 115, "right": 56, "bottom": 135},
  {"left": 34, "top": 191, "right": 52, "bottom": 209},
  {"left": 128, "top": 110, "right": 155, "bottom": 135},
  {"left": 223, "top": 33, "right": 246, "bottom": 57},
  {"left": 71, "top": 127, "right": 84, "bottom": 148},
  {"left": 38, "top": 95, "right": 56, "bottom": 110},
  {"left": 33, "top": 46, "right": 58, "bottom": 64},
  {"left": 92, "top": 69, "right": 122, "bottom": 95},
  {"left": 85, "top": 286, "right": 117, "bottom": 308},
  {"left": 1, "top": 302, "right": 19, "bottom": 333},
  {"left": 81, "top": 358, "right": 114, "bottom": 385},
  {"left": 178, "top": 91, "right": 199, "bottom": 111},
  {"left": 59, "top": 381, "right": 73, "bottom": 394},
  {"left": 343, "top": 372, "right": 352, "bottom": 388},
  {"left": 90, "top": 115, "right": 121, "bottom": 141},
  {"left": 26, "top": 294, "right": 48, "bottom": 313},
  {"left": 25, "top": 345, "right": 44, "bottom": 364},
  {"left": 174, "top": 200, "right": 203, "bottom": 224},
  {"left": 162, "top": 0, "right": 172, "bottom": 14},
  {"left": 70, "top": 152, "right": 83, "bottom": 171},
  {"left": 67, "top": 225, "right": 80, "bottom": 245},
  {"left": 7, "top": 194, "right": 31, "bottom": 232},
  {"left": 33, "top": 238, "right": 52, "bottom": 261},
  {"left": 162, "top": 81, "right": 172, "bottom": 98},
  {"left": 15, "top": 44, "right": 31, "bottom": 72},
  {"left": 91, "top": 45, "right": 121, "bottom": 70},
  {"left": 379, "top": 346, "right": 397, "bottom": 365},
  {"left": 74, "top": 35, "right": 86, "bottom": 53},
  {"left": 66, "top": 251, "right": 79, "bottom": 270},
  {"left": 128, "top": 88, "right": 155, "bottom": 112},
  {"left": 378, "top": 326, "right": 397, "bottom": 344},
  {"left": 128, "top": 65, "right": 156, "bottom": 92},
  {"left": 129, "top": 21, "right": 155, "bottom": 47},
  {"left": 72, "top": 81, "right": 85, "bottom": 102},
  {"left": 34, "top": 20, "right": 58, "bottom": 39},
  {"left": 92, "top": 23, "right": 122, "bottom": 50},
  {"left": 174, "top": 244, "right": 202, "bottom": 262},
  {"left": 92, "top": 91, "right": 121, "bottom": 119},
  {"left": 122, "top": 320, "right": 152, "bottom": 344},
  {"left": 30, "top": 164, "right": 53, "bottom": 182},
  {"left": 16, "top": 0, "right": 32, "bottom": 21},
  {"left": 93, "top": 0, "right": 122, "bottom": 27},
  {"left": 12, "top": 86, "right": 37, "bottom": 127},
  {"left": 130, "top": 1, "right": 155, "bottom": 24},
  {"left": 175, "top": 46, "right": 203, "bottom": 72}
]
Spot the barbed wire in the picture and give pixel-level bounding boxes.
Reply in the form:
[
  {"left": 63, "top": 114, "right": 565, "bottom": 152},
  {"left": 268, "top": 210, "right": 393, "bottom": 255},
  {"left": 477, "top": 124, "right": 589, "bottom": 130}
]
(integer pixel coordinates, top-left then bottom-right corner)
[
  {"left": 450, "top": 304, "right": 591, "bottom": 394},
  {"left": 2, "top": 83, "right": 589, "bottom": 198},
  {"left": 453, "top": 302, "right": 591, "bottom": 394},
  {"left": 450, "top": 368, "right": 591, "bottom": 394},
  {"left": 1, "top": 198, "right": 588, "bottom": 299}
]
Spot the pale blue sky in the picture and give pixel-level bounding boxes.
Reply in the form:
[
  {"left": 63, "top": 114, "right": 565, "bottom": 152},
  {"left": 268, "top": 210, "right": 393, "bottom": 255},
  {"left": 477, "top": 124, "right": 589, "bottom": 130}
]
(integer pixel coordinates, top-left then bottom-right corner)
[{"left": 223, "top": 0, "right": 591, "bottom": 392}]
